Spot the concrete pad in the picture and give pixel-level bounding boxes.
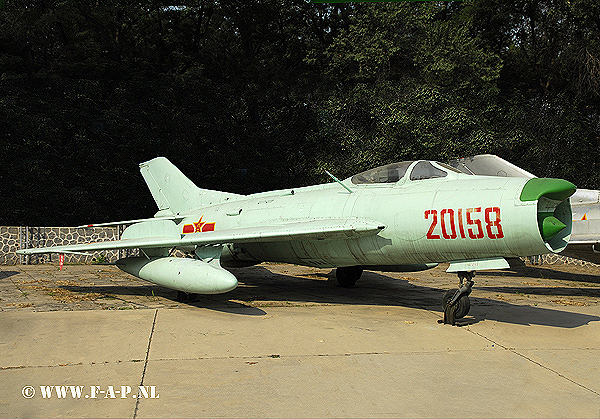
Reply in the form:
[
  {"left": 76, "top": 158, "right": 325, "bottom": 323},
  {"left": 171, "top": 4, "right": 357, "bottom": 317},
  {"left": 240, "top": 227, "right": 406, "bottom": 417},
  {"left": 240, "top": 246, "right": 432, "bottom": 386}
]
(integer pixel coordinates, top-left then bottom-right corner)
[
  {"left": 518, "top": 348, "right": 600, "bottom": 397},
  {"left": 0, "top": 309, "right": 158, "bottom": 368},
  {"left": 0, "top": 309, "right": 156, "bottom": 418},
  {"left": 137, "top": 351, "right": 599, "bottom": 418},
  {"left": 139, "top": 304, "right": 600, "bottom": 418},
  {"left": 1, "top": 363, "right": 143, "bottom": 419},
  {"left": 463, "top": 304, "right": 600, "bottom": 397},
  {"left": 2, "top": 262, "right": 600, "bottom": 418},
  {"left": 147, "top": 305, "right": 485, "bottom": 361}
]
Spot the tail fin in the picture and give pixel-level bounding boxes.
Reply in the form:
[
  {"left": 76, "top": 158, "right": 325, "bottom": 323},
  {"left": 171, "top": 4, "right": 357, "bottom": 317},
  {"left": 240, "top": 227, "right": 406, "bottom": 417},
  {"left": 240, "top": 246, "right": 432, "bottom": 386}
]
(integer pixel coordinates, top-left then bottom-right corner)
[{"left": 139, "top": 157, "right": 243, "bottom": 215}]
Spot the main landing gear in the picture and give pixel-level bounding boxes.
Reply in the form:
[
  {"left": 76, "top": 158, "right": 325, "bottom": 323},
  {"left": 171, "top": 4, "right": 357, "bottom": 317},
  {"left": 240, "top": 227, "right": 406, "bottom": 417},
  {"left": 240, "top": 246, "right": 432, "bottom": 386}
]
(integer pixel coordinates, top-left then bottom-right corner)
[
  {"left": 177, "top": 291, "right": 198, "bottom": 303},
  {"left": 441, "top": 271, "right": 474, "bottom": 326},
  {"left": 336, "top": 266, "right": 363, "bottom": 288}
]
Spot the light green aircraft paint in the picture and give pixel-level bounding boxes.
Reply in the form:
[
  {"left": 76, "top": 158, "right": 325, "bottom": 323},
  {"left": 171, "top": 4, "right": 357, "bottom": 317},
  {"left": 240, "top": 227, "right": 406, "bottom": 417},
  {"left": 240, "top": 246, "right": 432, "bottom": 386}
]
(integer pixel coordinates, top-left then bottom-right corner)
[{"left": 17, "top": 157, "right": 575, "bottom": 296}]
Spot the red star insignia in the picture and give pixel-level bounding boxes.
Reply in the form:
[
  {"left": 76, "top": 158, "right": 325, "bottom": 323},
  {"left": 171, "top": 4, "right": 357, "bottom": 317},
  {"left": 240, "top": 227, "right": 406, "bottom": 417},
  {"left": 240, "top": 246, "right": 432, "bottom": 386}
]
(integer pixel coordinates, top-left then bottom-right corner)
[{"left": 193, "top": 216, "right": 205, "bottom": 233}]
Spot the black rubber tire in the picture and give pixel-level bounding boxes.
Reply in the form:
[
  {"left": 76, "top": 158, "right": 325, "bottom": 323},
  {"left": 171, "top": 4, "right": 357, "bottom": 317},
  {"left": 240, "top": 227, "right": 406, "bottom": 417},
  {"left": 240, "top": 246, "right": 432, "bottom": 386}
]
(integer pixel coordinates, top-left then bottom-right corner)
[
  {"left": 177, "top": 291, "right": 187, "bottom": 302},
  {"left": 177, "top": 292, "right": 198, "bottom": 303},
  {"left": 336, "top": 266, "right": 363, "bottom": 288},
  {"left": 442, "top": 289, "right": 470, "bottom": 319}
]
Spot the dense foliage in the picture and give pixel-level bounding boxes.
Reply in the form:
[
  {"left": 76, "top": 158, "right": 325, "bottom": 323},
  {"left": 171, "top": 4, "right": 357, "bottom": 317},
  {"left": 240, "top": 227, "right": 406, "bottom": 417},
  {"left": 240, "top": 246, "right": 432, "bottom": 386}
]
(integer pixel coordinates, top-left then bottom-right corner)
[{"left": 1, "top": 1, "right": 599, "bottom": 225}]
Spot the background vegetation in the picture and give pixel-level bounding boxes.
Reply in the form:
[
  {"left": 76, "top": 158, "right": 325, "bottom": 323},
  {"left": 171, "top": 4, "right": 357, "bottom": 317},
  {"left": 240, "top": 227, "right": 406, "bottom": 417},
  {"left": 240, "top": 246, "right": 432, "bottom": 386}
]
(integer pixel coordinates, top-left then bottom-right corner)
[{"left": 1, "top": 0, "right": 599, "bottom": 225}]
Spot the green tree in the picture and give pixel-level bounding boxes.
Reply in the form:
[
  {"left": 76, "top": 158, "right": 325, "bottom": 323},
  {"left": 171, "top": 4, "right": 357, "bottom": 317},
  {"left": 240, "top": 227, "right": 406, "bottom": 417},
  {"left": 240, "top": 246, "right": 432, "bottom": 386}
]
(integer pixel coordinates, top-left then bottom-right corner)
[{"left": 1, "top": 1, "right": 599, "bottom": 225}]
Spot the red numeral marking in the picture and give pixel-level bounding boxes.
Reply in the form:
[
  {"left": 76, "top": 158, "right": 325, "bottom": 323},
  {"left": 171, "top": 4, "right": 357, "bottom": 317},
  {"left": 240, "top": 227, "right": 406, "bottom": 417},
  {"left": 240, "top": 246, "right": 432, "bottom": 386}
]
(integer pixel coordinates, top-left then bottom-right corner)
[
  {"left": 440, "top": 208, "right": 457, "bottom": 239},
  {"left": 485, "top": 207, "right": 504, "bottom": 239},
  {"left": 425, "top": 210, "right": 441, "bottom": 239},
  {"left": 466, "top": 207, "right": 484, "bottom": 239},
  {"left": 425, "top": 207, "right": 503, "bottom": 240},
  {"left": 457, "top": 208, "right": 466, "bottom": 239}
]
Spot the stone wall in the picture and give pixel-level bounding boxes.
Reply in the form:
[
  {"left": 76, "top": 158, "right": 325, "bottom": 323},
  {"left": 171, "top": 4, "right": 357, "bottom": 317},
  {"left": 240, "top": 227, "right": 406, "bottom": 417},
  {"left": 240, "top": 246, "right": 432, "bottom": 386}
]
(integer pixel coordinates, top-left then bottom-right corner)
[
  {"left": 533, "top": 253, "right": 600, "bottom": 267},
  {"left": 0, "top": 226, "right": 137, "bottom": 265}
]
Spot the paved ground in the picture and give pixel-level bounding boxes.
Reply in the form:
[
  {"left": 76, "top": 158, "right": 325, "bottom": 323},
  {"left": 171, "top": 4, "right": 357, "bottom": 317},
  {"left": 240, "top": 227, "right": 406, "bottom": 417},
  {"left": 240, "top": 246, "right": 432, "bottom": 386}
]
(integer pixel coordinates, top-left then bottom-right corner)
[{"left": 1, "top": 261, "right": 600, "bottom": 418}]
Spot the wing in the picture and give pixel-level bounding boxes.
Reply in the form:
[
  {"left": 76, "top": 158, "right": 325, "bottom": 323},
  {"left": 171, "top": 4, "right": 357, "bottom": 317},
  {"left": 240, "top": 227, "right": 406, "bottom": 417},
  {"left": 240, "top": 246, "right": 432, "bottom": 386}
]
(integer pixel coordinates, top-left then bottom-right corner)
[{"left": 16, "top": 218, "right": 386, "bottom": 255}]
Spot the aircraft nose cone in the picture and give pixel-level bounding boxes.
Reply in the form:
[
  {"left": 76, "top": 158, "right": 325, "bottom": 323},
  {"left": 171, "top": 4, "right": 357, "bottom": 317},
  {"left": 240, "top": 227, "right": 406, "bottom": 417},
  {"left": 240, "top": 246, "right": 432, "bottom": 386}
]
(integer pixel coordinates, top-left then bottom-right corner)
[{"left": 540, "top": 215, "right": 567, "bottom": 240}]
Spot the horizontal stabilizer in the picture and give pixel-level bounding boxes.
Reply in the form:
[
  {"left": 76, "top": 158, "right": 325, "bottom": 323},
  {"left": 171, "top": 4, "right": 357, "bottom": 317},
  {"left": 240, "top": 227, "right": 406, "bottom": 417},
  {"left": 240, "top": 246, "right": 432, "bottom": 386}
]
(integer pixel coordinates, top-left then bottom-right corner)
[
  {"left": 77, "top": 216, "right": 184, "bottom": 229},
  {"left": 16, "top": 236, "right": 178, "bottom": 255}
]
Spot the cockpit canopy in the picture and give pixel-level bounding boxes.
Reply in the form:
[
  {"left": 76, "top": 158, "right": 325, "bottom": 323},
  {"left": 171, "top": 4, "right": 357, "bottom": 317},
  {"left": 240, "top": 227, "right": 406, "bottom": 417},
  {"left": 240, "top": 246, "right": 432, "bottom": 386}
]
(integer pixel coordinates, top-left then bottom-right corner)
[{"left": 351, "top": 160, "right": 461, "bottom": 184}]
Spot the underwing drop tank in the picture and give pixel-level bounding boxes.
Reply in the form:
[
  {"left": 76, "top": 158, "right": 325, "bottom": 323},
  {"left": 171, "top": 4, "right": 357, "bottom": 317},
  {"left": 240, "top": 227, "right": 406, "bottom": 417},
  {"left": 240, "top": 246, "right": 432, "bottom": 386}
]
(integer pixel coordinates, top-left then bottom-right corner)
[{"left": 115, "top": 257, "right": 238, "bottom": 294}]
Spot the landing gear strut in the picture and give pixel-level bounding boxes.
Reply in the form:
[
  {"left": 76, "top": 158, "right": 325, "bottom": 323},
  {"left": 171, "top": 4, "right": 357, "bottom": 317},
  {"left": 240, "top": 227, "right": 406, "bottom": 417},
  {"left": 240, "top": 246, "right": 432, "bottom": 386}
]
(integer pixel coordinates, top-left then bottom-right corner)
[
  {"left": 336, "top": 266, "right": 363, "bottom": 288},
  {"left": 177, "top": 291, "right": 198, "bottom": 303},
  {"left": 441, "top": 271, "right": 474, "bottom": 325}
]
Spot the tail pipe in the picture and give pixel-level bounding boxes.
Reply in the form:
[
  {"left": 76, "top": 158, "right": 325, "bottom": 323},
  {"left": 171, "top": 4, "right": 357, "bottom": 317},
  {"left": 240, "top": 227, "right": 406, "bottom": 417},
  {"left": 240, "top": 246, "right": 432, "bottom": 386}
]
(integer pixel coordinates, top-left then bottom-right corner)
[{"left": 520, "top": 178, "right": 577, "bottom": 253}]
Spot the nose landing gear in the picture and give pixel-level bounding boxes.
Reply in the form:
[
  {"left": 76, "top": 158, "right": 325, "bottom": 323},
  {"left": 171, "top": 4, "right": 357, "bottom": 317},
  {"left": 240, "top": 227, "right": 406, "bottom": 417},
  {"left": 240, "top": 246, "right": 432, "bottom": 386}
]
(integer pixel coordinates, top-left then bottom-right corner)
[{"left": 441, "top": 271, "right": 475, "bottom": 326}]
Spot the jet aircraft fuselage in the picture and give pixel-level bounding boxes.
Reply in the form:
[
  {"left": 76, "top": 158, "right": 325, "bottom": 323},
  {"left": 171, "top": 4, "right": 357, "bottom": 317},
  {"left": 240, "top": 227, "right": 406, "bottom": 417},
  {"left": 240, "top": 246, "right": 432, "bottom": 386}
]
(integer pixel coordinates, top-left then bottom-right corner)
[{"left": 175, "top": 166, "right": 568, "bottom": 270}]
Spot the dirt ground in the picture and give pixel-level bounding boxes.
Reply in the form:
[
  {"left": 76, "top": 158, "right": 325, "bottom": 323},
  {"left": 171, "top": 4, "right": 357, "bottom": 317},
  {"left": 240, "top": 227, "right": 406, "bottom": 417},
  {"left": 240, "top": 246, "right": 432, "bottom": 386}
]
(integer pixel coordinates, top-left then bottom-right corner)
[{"left": 2, "top": 260, "right": 599, "bottom": 316}]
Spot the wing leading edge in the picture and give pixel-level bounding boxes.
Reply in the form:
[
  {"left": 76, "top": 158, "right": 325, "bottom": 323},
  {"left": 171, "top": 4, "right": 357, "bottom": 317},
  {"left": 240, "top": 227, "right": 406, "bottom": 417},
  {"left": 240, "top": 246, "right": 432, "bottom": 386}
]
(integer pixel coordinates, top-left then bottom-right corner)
[{"left": 16, "top": 218, "right": 386, "bottom": 256}]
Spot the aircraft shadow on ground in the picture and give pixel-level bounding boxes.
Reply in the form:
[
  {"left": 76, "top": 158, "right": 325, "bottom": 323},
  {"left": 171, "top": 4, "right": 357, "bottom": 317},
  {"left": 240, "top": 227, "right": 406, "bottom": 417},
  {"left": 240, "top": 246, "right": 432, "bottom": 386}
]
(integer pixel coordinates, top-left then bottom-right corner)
[
  {"left": 204, "top": 266, "right": 600, "bottom": 328},
  {"left": 477, "top": 284, "right": 600, "bottom": 298},
  {"left": 0, "top": 271, "right": 20, "bottom": 279},
  {"left": 52, "top": 281, "right": 268, "bottom": 316},
  {"left": 44, "top": 265, "right": 600, "bottom": 328},
  {"left": 478, "top": 265, "right": 600, "bottom": 284}
]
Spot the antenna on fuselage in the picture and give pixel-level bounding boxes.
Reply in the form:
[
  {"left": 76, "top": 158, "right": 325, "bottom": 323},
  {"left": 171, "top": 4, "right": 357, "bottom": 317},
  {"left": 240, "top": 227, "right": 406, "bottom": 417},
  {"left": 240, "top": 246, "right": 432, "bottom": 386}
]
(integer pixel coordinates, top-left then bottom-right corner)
[{"left": 325, "top": 170, "right": 354, "bottom": 194}]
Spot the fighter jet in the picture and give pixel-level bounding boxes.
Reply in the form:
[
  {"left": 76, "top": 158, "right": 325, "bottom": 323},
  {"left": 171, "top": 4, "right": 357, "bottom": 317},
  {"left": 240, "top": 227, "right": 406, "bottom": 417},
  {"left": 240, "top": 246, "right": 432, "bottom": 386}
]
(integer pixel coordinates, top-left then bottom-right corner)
[
  {"left": 449, "top": 154, "right": 600, "bottom": 265},
  {"left": 17, "top": 157, "right": 576, "bottom": 324}
]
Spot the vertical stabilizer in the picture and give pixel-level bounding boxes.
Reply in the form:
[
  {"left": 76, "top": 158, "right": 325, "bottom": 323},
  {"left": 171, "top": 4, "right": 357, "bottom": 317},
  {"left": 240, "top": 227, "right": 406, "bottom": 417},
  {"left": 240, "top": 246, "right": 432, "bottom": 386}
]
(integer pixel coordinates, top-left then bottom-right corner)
[{"left": 139, "top": 157, "right": 243, "bottom": 215}]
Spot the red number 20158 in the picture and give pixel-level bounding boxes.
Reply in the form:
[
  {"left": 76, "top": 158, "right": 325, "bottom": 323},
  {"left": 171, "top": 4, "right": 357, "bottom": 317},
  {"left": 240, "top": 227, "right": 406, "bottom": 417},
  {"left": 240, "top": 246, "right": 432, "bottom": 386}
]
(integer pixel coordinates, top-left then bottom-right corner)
[{"left": 425, "top": 207, "right": 503, "bottom": 240}]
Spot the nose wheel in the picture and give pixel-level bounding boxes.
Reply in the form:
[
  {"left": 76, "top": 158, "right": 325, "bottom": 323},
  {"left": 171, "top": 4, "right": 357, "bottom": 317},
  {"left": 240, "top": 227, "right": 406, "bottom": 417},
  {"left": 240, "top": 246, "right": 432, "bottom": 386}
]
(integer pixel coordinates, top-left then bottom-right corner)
[{"left": 441, "top": 271, "right": 474, "bottom": 325}]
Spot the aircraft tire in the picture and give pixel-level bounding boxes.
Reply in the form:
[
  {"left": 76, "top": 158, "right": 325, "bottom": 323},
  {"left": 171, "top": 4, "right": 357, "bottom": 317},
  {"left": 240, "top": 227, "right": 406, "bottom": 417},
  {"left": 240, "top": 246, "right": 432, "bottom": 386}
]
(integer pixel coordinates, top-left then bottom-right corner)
[
  {"left": 442, "top": 290, "right": 470, "bottom": 319},
  {"left": 336, "top": 266, "right": 363, "bottom": 288},
  {"left": 177, "top": 291, "right": 199, "bottom": 303}
]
